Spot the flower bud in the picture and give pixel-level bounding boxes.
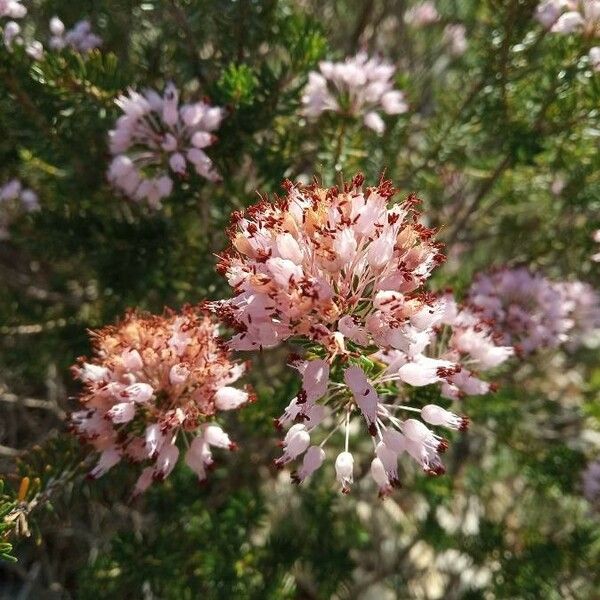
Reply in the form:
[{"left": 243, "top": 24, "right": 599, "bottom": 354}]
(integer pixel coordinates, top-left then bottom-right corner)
[
  {"left": 204, "top": 424, "right": 235, "bottom": 450},
  {"left": 214, "top": 386, "right": 248, "bottom": 410},
  {"left": 335, "top": 451, "right": 354, "bottom": 493}
]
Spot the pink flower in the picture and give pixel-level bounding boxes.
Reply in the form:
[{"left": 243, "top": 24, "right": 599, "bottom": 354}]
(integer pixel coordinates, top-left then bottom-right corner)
[
  {"left": 215, "top": 176, "right": 505, "bottom": 495},
  {"left": 535, "top": 0, "right": 573, "bottom": 28},
  {"left": 291, "top": 445, "right": 326, "bottom": 484},
  {"left": 469, "top": 268, "right": 599, "bottom": 353},
  {"left": 538, "top": 0, "right": 600, "bottom": 35},
  {"left": 552, "top": 10, "right": 585, "bottom": 32},
  {"left": 107, "top": 84, "right": 225, "bottom": 208},
  {"left": 370, "top": 457, "right": 393, "bottom": 497},
  {"left": 70, "top": 308, "right": 251, "bottom": 494},
  {"left": 421, "top": 404, "right": 468, "bottom": 431},
  {"left": 49, "top": 17, "right": 102, "bottom": 52},
  {"left": 0, "top": 0, "right": 26, "bottom": 19},
  {"left": 215, "top": 176, "right": 444, "bottom": 353},
  {"left": 302, "top": 53, "right": 408, "bottom": 133},
  {"left": 468, "top": 267, "right": 572, "bottom": 353},
  {"left": 405, "top": 2, "right": 440, "bottom": 27}
]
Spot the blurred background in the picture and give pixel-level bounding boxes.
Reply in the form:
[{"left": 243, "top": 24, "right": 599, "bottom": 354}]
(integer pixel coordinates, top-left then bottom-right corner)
[{"left": 0, "top": 0, "right": 599, "bottom": 598}]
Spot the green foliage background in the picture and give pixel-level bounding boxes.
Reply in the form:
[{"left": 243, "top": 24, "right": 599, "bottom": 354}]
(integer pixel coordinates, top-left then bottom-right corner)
[{"left": 0, "top": 0, "right": 599, "bottom": 598}]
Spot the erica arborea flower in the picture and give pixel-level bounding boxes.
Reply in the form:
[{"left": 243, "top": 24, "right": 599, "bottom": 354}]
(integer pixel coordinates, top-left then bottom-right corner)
[
  {"left": 213, "top": 175, "right": 510, "bottom": 495},
  {"left": 0, "top": 0, "right": 26, "bottom": 19},
  {"left": 301, "top": 53, "right": 408, "bottom": 134},
  {"left": 468, "top": 267, "right": 574, "bottom": 354},
  {"left": 69, "top": 307, "right": 252, "bottom": 496},
  {"left": 107, "top": 83, "right": 226, "bottom": 208},
  {"left": 536, "top": 0, "right": 600, "bottom": 35},
  {"left": 49, "top": 17, "right": 102, "bottom": 52}
]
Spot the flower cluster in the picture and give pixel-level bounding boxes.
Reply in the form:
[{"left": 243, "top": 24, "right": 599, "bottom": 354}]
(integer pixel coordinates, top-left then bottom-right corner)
[
  {"left": 69, "top": 308, "right": 251, "bottom": 496},
  {"left": 214, "top": 176, "right": 511, "bottom": 494},
  {"left": 0, "top": 0, "right": 25, "bottom": 19},
  {"left": 468, "top": 268, "right": 571, "bottom": 353},
  {"left": 405, "top": 2, "right": 439, "bottom": 27},
  {"left": 468, "top": 267, "right": 600, "bottom": 353},
  {"left": 301, "top": 53, "right": 408, "bottom": 134},
  {"left": 107, "top": 83, "right": 225, "bottom": 208},
  {"left": 49, "top": 17, "right": 102, "bottom": 52},
  {"left": 0, "top": 178, "right": 39, "bottom": 238}
]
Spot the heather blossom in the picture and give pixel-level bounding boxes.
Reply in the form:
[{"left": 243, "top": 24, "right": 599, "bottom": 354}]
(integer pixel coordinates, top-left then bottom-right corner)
[
  {"left": 69, "top": 308, "right": 251, "bottom": 496},
  {"left": 301, "top": 53, "right": 408, "bottom": 134},
  {"left": 0, "top": 0, "right": 26, "bottom": 19},
  {"left": 535, "top": 0, "right": 600, "bottom": 35},
  {"left": 49, "top": 17, "right": 102, "bottom": 52},
  {"left": 467, "top": 267, "right": 594, "bottom": 353},
  {"left": 107, "top": 83, "right": 226, "bottom": 208},
  {"left": 214, "top": 176, "right": 511, "bottom": 495},
  {"left": 405, "top": 2, "right": 440, "bottom": 27},
  {"left": 0, "top": 178, "right": 39, "bottom": 239},
  {"left": 535, "top": 0, "right": 572, "bottom": 28}
]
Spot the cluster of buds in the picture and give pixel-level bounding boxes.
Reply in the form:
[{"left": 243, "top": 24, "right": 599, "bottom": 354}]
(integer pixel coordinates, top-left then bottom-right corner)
[
  {"left": 49, "top": 17, "right": 102, "bottom": 52},
  {"left": 214, "top": 175, "right": 511, "bottom": 495},
  {"left": 69, "top": 308, "right": 252, "bottom": 497},
  {"left": 0, "top": 178, "right": 39, "bottom": 239},
  {"left": 107, "top": 83, "right": 225, "bottom": 208},
  {"left": 301, "top": 53, "right": 408, "bottom": 134},
  {"left": 468, "top": 267, "right": 599, "bottom": 353}
]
